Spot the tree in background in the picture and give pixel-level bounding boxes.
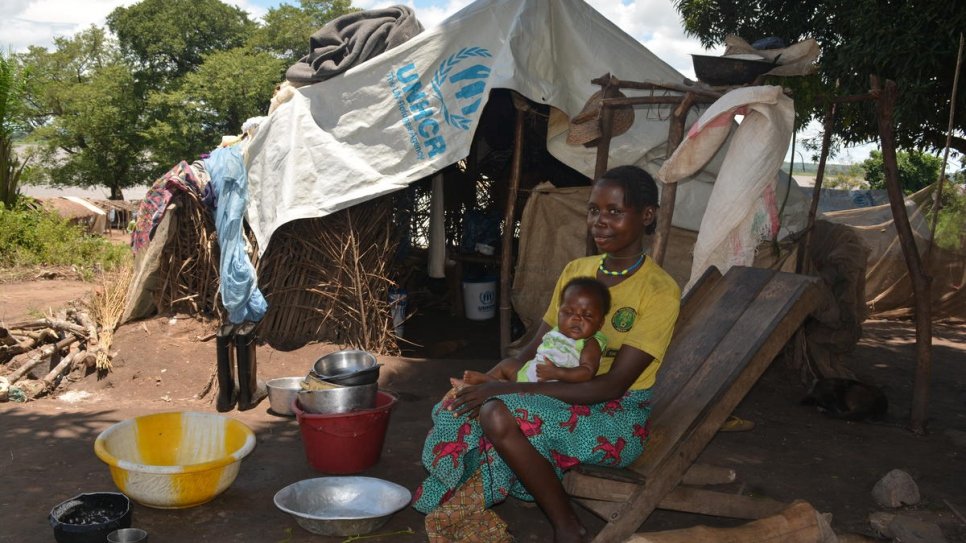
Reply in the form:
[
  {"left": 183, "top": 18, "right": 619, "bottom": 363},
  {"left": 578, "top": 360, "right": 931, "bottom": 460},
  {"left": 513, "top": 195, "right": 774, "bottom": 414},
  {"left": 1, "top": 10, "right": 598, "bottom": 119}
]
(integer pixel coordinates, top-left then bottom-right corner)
[
  {"left": 249, "top": 0, "right": 358, "bottom": 64},
  {"left": 18, "top": 28, "right": 150, "bottom": 200},
  {"left": 0, "top": 53, "right": 31, "bottom": 208},
  {"left": 106, "top": 0, "right": 255, "bottom": 91},
  {"left": 861, "top": 149, "right": 943, "bottom": 194},
  {"left": 16, "top": 0, "right": 359, "bottom": 197},
  {"left": 145, "top": 48, "right": 286, "bottom": 164},
  {"left": 674, "top": 0, "right": 966, "bottom": 155}
]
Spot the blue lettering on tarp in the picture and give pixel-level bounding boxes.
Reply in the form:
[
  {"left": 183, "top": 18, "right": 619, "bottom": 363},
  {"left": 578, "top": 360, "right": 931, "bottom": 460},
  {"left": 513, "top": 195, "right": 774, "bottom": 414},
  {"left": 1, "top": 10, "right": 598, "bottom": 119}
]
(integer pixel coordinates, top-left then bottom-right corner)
[{"left": 385, "top": 47, "right": 492, "bottom": 160}]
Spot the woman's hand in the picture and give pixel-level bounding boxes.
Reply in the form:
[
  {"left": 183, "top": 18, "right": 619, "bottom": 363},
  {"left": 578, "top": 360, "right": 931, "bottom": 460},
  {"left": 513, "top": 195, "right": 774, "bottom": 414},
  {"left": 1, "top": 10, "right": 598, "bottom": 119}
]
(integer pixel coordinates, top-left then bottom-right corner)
[{"left": 448, "top": 379, "right": 514, "bottom": 419}]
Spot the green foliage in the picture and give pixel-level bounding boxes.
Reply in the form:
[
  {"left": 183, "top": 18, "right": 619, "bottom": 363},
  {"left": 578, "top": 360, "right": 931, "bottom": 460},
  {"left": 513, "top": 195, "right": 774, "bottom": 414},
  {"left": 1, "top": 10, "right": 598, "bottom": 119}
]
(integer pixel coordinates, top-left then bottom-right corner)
[
  {"left": 0, "top": 204, "right": 131, "bottom": 275},
  {"left": 19, "top": 28, "right": 152, "bottom": 199},
  {"left": 673, "top": 0, "right": 966, "bottom": 155},
  {"left": 144, "top": 47, "right": 286, "bottom": 166},
  {"left": 861, "top": 149, "right": 942, "bottom": 193},
  {"left": 249, "top": 0, "right": 359, "bottom": 63},
  {"left": 15, "top": 0, "right": 360, "bottom": 195},
  {"left": 107, "top": 0, "right": 255, "bottom": 90},
  {"left": 930, "top": 183, "right": 966, "bottom": 252},
  {"left": 1, "top": 53, "right": 32, "bottom": 209},
  {"left": 824, "top": 164, "right": 867, "bottom": 190}
]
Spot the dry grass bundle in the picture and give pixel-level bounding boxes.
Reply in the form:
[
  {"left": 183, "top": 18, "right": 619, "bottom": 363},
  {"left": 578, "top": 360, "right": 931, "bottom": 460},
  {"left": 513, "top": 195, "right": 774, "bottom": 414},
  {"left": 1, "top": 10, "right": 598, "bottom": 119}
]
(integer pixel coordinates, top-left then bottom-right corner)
[
  {"left": 256, "top": 199, "right": 400, "bottom": 354},
  {"left": 155, "top": 192, "right": 221, "bottom": 317},
  {"left": 86, "top": 263, "right": 133, "bottom": 370}
]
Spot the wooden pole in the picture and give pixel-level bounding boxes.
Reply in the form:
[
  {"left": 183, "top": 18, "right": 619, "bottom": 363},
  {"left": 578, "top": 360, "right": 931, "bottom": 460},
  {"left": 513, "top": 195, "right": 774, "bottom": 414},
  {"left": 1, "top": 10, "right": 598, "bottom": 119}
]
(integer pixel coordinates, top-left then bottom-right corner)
[
  {"left": 587, "top": 74, "right": 620, "bottom": 256},
  {"left": 651, "top": 93, "right": 695, "bottom": 266},
  {"left": 797, "top": 101, "right": 836, "bottom": 275},
  {"left": 499, "top": 98, "right": 525, "bottom": 357},
  {"left": 872, "top": 77, "right": 934, "bottom": 434}
]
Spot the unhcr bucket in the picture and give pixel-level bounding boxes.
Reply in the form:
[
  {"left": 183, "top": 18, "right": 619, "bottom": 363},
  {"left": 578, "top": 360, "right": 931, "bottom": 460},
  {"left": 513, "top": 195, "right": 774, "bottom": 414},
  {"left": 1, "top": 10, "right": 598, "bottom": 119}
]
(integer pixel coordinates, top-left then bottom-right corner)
[{"left": 462, "top": 277, "right": 496, "bottom": 320}]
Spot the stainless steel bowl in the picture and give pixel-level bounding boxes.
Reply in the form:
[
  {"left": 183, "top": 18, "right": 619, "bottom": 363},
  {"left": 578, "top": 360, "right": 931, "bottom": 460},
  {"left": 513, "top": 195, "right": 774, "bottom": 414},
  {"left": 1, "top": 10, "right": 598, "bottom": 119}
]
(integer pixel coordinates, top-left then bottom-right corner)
[
  {"left": 312, "top": 350, "right": 377, "bottom": 379},
  {"left": 273, "top": 477, "right": 411, "bottom": 537},
  {"left": 296, "top": 382, "right": 377, "bottom": 414},
  {"left": 266, "top": 377, "right": 303, "bottom": 416}
]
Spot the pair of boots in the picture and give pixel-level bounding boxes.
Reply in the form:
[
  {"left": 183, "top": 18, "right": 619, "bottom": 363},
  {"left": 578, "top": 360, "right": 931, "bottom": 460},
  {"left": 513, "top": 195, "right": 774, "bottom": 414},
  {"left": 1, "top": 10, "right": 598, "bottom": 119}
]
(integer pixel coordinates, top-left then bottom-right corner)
[{"left": 216, "top": 321, "right": 266, "bottom": 412}]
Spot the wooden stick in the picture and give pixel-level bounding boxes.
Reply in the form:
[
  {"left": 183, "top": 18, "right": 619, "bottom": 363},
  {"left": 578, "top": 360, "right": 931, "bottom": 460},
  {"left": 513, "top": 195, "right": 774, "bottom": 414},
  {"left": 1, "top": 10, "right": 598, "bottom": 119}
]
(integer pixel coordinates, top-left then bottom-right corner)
[
  {"left": 798, "top": 100, "right": 836, "bottom": 275},
  {"left": 7, "top": 335, "right": 79, "bottom": 382},
  {"left": 651, "top": 92, "right": 695, "bottom": 266},
  {"left": 500, "top": 96, "right": 525, "bottom": 357},
  {"left": 1, "top": 328, "right": 59, "bottom": 362},
  {"left": 944, "top": 499, "right": 966, "bottom": 525},
  {"left": 41, "top": 351, "right": 78, "bottom": 388},
  {"left": 872, "top": 76, "right": 934, "bottom": 434},
  {"left": 627, "top": 500, "right": 835, "bottom": 543}
]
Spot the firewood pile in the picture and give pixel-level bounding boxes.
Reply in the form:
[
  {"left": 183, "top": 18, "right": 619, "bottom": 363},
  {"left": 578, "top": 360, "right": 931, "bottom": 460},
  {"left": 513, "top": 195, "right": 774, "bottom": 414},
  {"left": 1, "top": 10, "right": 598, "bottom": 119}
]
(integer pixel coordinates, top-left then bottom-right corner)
[
  {"left": 0, "top": 309, "right": 112, "bottom": 401},
  {"left": 0, "top": 266, "right": 131, "bottom": 402}
]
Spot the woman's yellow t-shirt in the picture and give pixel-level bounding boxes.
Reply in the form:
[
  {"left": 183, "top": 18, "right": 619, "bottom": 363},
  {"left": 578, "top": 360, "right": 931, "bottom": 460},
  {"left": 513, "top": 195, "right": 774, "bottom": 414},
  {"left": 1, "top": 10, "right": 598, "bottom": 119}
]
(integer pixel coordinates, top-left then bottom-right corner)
[{"left": 542, "top": 255, "right": 681, "bottom": 390}]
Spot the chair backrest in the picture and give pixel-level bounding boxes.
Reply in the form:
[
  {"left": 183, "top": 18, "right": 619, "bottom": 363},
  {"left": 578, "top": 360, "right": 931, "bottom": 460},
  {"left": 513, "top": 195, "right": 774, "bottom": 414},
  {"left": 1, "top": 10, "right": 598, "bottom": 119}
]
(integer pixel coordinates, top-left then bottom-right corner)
[{"left": 631, "top": 266, "right": 820, "bottom": 476}]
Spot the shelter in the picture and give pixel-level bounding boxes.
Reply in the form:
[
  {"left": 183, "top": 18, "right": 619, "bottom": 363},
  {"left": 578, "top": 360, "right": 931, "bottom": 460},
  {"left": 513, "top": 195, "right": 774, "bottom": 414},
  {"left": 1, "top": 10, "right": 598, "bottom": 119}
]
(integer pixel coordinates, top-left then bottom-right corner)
[
  {"left": 40, "top": 196, "right": 107, "bottom": 235},
  {"left": 126, "top": 0, "right": 818, "bottom": 351}
]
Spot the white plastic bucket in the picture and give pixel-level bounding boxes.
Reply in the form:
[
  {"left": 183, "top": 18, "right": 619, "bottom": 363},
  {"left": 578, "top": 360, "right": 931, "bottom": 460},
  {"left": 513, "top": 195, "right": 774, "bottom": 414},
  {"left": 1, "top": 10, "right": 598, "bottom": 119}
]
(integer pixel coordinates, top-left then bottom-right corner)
[{"left": 462, "top": 278, "right": 496, "bottom": 320}]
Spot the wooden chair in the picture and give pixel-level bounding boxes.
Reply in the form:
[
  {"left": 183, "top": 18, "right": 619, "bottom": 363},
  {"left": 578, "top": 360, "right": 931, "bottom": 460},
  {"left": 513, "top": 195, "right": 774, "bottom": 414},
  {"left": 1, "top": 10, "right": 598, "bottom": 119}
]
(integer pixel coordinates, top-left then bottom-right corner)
[{"left": 562, "top": 265, "right": 824, "bottom": 543}]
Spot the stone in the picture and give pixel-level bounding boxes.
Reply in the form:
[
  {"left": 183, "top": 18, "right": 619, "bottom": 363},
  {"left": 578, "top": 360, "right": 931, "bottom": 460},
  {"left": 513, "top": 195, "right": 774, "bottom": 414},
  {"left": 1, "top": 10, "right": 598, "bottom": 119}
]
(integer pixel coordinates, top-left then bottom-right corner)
[
  {"left": 872, "top": 469, "right": 921, "bottom": 508},
  {"left": 869, "top": 512, "right": 947, "bottom": 543},
  {"left": 888, "top": 515, "right": 947, "bottom": 543}
]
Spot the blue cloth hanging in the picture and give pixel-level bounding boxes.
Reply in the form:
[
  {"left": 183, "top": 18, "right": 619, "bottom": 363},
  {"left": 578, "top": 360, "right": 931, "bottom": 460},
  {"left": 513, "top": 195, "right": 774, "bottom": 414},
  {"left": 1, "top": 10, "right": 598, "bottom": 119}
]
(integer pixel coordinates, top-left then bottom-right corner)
[{"left": 204, "top": 145, "right": 268, "bottom": 324}]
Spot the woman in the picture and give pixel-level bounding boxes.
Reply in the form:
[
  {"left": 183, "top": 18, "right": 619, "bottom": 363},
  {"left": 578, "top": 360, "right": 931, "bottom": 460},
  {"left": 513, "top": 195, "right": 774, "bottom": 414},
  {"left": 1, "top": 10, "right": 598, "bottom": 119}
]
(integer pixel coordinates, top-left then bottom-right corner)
[{"left": 414, "top": 165, "right": 681, "bottom": 543}]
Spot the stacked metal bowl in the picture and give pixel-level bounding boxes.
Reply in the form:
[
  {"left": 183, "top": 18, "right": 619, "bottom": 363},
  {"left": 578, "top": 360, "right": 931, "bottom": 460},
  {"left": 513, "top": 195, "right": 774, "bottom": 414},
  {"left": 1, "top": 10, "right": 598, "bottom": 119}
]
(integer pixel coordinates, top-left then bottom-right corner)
[{"left": 296, "top": 351, "right": 382, "bottom": 414}]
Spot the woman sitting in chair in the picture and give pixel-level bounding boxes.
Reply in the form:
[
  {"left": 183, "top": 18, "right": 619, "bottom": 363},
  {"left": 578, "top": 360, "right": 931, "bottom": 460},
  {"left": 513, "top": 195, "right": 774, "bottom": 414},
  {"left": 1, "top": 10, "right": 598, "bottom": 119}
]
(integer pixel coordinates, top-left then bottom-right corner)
[{"left": 414, "top": 165, "right": 682, "bottom": 543}]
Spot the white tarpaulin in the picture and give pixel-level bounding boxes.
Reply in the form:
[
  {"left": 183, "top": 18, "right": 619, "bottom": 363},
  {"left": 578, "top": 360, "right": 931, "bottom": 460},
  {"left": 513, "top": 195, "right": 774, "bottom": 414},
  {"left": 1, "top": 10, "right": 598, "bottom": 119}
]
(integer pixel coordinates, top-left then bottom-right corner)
[{"left": 245, "top": 0, "right": 726, "bottom": 253}]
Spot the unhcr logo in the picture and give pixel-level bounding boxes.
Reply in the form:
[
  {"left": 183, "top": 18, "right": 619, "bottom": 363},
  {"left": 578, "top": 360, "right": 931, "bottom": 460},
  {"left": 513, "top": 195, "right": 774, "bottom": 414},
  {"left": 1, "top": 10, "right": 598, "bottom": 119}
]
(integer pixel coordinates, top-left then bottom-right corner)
[{"left": 386, "top": 47, "right": 492, "bottom": 160}]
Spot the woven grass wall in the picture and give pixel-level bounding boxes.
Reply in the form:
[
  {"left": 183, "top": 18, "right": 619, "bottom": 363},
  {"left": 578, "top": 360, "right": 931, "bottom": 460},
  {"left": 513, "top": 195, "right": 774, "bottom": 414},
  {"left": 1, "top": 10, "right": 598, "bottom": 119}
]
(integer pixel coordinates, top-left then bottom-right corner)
[{"left": 255, "top": 199, "right": 400, "bottom": 354}]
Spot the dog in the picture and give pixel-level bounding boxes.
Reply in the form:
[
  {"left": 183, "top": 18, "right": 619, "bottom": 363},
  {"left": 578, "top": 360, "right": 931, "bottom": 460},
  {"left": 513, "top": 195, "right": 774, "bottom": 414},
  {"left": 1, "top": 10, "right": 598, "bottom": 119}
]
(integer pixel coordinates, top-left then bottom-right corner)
[{"left": 802, "top": 378, "right": 888, "bottom": 421}]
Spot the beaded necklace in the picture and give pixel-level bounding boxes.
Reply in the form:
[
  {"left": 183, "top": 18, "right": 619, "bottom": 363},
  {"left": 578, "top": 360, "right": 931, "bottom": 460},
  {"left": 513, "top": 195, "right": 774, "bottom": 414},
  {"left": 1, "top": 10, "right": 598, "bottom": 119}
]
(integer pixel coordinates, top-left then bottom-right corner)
[{"left": 598, "top": 253, "right": 645, "bottom": 276}]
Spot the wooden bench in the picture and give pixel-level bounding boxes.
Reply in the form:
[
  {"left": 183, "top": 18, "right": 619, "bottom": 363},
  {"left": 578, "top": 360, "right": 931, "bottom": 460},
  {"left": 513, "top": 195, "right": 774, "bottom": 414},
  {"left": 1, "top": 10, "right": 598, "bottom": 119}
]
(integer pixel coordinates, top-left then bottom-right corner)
[{"left": 562, "top": 265, "right": 823, "bottom": 543}]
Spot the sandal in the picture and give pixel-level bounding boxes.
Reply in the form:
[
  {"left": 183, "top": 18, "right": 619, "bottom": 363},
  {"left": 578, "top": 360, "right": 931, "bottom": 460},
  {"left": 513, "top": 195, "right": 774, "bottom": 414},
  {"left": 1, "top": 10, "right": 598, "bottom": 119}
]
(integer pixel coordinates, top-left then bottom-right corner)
[{"left": 720, "top": 415, "right": 756, "bottom": 432}]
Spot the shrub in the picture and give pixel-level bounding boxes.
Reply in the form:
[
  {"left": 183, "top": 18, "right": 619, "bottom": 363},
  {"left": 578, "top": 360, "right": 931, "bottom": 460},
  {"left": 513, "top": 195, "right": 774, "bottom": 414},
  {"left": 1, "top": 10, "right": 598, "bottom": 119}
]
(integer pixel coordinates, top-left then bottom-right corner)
[{"left": 0, "top": 204, "right": 131, "bottom": 277}]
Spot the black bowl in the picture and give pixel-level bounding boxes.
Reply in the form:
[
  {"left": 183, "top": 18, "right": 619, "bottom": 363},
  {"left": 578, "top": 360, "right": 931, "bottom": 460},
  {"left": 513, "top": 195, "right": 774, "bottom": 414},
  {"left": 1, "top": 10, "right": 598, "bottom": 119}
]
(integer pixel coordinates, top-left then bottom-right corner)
[
  {"left": 311, "top": 364, "right": 382, "bottom": 386},
  {"left": 50, "top": 492, "right": 132, "bottom": 543},
  {"left": 691, "top": 54, "right": 775, "bottom": 86}
]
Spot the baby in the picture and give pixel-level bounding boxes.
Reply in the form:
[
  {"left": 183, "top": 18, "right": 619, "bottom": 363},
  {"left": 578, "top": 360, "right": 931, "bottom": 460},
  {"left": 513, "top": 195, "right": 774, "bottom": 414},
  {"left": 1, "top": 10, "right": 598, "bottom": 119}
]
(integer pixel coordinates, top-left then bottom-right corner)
[{"left": 464, "top": 277, "right": 609, "bottom": 384}]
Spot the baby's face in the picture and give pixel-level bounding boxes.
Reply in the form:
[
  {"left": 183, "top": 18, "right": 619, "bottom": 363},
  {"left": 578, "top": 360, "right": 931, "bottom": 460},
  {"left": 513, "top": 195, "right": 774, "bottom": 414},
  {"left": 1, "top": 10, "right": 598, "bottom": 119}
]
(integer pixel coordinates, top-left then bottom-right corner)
[{"left": 557, "top": 286, "right": 605, "bottom": 340}]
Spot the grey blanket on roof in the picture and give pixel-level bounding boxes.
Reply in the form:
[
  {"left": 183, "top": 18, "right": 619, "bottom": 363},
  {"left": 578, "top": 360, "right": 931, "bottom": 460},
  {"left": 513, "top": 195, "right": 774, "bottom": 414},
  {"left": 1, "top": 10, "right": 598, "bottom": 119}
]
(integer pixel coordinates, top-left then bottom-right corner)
[{"left": 285, "top": 5, "right": 423, "bottom": 84}]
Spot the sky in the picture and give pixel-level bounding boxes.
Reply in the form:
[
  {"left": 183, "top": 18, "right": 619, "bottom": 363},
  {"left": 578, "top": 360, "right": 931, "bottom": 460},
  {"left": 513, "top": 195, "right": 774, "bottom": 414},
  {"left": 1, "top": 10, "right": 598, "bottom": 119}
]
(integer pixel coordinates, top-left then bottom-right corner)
[{"left": 1, "top": 0, "right": 876, "bottom": 165}]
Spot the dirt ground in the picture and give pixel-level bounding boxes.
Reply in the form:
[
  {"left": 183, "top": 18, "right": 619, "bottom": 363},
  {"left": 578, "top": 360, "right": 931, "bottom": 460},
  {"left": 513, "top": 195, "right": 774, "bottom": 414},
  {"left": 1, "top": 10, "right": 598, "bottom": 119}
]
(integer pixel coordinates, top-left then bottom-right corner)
[{"left": 2, "top": 278, "right": 966, "bottom": 543}]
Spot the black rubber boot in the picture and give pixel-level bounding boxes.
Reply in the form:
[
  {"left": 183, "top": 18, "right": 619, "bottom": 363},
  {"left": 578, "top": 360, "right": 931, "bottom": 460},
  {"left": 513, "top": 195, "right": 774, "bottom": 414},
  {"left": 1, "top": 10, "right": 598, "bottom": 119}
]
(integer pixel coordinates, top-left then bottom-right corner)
[
  {"left": 235, "top": 321, "right": 266, "bottom": 411},
  {"left": 215, "top": 323, "right": 236, "bottom": 412}
]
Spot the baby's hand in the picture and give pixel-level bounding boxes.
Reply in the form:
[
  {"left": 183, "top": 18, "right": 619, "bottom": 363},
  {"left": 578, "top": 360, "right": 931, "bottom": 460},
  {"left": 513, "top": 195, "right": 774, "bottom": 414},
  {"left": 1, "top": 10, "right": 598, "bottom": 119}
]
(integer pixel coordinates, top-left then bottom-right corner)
[{"left": 535, "top": 362, "right": 559, "bottom": 381}]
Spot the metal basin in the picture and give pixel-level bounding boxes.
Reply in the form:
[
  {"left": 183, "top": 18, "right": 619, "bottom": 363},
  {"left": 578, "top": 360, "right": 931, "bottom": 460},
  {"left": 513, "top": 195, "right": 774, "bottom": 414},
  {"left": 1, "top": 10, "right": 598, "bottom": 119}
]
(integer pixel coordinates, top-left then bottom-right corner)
[
  {"left": 273, "top": 477, "right": 411, "bottom": 537},
  {"left": 296, "top": 382, "right": 377, "bottom": 414},
  {"left": 312, "top": 350, "right": 377, "bottom": 379},
  {"left": 266, "top": 377, "right": 303, "bottom": 416}
]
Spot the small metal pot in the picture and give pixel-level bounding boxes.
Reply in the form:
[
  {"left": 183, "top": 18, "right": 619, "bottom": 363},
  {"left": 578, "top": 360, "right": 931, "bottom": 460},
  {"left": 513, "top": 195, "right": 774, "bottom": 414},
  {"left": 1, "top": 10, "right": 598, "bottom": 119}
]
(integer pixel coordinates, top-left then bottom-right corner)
[
  {"left": 296, "top": 383, "right": 377, "bottom": 414},
  {"left": 266, "top": 377, "right": 303, "bottom": 416}
]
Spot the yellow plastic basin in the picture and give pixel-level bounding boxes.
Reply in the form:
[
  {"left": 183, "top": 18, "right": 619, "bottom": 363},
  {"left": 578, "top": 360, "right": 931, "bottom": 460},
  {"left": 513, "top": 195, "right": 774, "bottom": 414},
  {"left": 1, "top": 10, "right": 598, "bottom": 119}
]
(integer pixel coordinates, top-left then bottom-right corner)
[{"left": 94, "top": 411, "right": 256, "bottom": 509}]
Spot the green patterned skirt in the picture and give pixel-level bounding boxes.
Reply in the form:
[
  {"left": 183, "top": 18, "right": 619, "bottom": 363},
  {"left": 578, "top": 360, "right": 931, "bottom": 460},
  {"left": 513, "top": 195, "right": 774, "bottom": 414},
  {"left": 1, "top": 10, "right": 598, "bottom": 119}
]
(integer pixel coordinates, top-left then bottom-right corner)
[{"left": 413, "top": 389, "right": 652, "bottom": 512}]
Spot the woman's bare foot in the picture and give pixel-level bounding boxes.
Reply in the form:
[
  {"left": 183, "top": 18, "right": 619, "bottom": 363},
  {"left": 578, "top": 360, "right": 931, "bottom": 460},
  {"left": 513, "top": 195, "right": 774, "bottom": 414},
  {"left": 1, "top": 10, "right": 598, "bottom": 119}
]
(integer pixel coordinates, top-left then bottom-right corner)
[
  {"left": 553, "top": 524, "right": 589, "bottom": 543},
  {"left": 463, "top": 370, "right": 496, "bottom": 384}
]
